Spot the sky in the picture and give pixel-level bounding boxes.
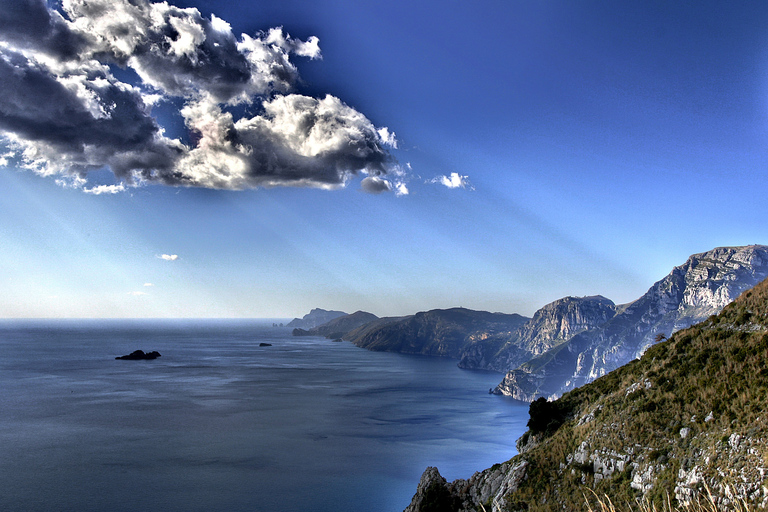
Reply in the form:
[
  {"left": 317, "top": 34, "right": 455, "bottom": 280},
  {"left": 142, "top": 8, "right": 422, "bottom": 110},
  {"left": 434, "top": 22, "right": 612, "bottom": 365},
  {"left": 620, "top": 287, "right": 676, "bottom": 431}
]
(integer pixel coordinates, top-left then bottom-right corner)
[{"left": 1, "top": 0, "right": 768, "bottom": 319}]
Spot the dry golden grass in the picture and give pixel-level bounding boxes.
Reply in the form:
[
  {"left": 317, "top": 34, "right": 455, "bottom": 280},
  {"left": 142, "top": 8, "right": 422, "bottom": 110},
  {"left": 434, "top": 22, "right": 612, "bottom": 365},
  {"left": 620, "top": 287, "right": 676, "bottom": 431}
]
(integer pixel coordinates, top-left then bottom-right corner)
[{"left": 584, "top": 486, "right": 752, "bottom": 512}]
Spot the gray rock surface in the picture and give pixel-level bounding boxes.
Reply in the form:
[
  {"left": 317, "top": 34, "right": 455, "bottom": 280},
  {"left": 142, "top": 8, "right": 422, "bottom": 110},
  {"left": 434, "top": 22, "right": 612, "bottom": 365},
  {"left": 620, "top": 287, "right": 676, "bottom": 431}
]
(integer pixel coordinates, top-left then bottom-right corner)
[
  {"left": 494, "top": 245, "right": 768, "bottom": 401},
  {"left": 459, "top": 295, "right": 617, "bottom": 373}
]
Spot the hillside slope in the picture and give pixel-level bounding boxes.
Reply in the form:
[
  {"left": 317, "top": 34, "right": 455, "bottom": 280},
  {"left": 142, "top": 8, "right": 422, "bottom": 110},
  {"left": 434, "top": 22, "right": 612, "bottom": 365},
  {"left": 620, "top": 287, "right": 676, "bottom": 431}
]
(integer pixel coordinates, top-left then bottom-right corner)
[
  {"left": 495, "top": 245, "right": 768, "bottom": 401},
  {"left": 406, "top": 276, "right": 768, "bottom": 512}
]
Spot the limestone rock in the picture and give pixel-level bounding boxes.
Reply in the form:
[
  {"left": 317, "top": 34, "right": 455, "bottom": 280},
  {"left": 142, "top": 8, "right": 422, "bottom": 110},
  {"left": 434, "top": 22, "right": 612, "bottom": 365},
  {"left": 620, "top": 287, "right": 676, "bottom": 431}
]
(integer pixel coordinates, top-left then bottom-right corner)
[{"left": 495, "top": 245, "right": 768, "bottom": 401}]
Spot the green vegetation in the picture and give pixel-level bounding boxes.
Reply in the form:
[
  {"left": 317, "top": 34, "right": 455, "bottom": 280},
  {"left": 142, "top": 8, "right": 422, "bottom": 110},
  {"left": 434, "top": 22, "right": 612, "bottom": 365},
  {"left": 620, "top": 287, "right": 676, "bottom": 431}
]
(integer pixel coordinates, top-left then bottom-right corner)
[{"left": 493, "top": 277, "right": 768, "bottom": 511}]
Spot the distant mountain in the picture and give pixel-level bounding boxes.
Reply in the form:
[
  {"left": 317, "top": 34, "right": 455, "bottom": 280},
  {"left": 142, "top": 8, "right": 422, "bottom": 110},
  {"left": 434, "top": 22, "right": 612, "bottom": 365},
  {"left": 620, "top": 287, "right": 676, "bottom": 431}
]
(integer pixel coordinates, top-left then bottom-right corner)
[
  {"left": 286, "top": 308, "right": 347, "bottom": 329},
  {"left": 406, "top": 275, "right": 768, "bottom": 511},
  {"left": 292, "top": 311, "right": 379, "bottom": 339},
  {"left": 458, "top": 295, "right": 617, "bottom": 373},
  {"left": 494, "top": 244, "right": 768, "bottom": 401},
  {"left": 344, "top": 308, "right": 529, "bottom": 359}
]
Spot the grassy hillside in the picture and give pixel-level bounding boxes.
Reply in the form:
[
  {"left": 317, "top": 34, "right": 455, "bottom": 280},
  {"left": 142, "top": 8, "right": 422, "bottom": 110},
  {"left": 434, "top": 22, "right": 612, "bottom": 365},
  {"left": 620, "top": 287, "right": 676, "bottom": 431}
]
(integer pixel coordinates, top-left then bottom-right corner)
[{"left": 408, "top": 277, "right": 768, "bottom": 511}]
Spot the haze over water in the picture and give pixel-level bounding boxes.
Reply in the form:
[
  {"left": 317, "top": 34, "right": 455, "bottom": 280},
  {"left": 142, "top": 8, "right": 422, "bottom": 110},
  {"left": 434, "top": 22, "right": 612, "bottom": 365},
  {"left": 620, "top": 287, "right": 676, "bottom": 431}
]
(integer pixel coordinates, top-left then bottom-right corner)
[{"left": 0, "top": 320, "right": 528, "bottom": 512}]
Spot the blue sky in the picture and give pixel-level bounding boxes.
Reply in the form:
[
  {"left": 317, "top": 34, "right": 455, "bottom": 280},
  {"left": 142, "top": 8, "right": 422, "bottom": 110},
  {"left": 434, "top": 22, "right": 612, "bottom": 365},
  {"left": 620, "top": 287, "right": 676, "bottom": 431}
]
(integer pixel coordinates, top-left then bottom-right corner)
[{"left": 1, "top": 0, "right": 768, "bottom": 318}]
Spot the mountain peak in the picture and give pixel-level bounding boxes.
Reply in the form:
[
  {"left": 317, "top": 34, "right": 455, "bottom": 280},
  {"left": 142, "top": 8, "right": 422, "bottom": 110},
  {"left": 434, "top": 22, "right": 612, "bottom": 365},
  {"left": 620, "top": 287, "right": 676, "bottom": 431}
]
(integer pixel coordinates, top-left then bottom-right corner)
[{"left": 494, "top": 244, "right": 768, "bottom": 401}]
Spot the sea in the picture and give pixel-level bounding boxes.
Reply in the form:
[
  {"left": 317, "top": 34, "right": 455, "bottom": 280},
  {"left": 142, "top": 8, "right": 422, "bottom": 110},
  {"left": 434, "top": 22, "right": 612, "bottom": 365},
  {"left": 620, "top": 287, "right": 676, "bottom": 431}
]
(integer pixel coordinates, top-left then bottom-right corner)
[{"left": 0, "top": 319, "right": 529, "bottom": 512}]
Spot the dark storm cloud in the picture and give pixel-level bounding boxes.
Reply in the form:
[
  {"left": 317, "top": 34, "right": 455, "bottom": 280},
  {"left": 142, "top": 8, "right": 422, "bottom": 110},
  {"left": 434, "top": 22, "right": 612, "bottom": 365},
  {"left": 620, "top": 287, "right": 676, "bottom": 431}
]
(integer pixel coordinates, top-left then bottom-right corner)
[
  {"left": 0, "top": 0, "right": 86, "bottom": 58},
  {"left": 0, "top": 0, "right": 401, "bottom": 193},
  {"left": 0, "top": 49, "right": 180, "bottom": 178}
]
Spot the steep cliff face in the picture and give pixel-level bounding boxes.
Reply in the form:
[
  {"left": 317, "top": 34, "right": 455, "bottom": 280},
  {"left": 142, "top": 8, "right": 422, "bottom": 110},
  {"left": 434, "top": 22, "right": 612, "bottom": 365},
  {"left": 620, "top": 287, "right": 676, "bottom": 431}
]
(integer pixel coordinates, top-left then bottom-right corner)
[
  {"left": 494, "top": 245, "right": 768, "bottom": 401},
  {"left": 344, "top": 308, "right": 528, "bottom": 359},
  {"left": 407, "top": 275, "right": 768, "bottom": 512},
  {"left": 459, "top": 296, "right": 617, "bottom": 373},
  {"left": 515, "top": 296, "right": 617, "bottom": 357}
]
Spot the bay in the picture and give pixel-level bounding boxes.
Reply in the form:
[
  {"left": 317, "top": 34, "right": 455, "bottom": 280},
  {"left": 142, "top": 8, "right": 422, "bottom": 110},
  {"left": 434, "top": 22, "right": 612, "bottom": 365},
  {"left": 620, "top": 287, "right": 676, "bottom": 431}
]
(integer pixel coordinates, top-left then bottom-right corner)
[{"left": 0, "top": 319, "right": 528, "bottom": 512}]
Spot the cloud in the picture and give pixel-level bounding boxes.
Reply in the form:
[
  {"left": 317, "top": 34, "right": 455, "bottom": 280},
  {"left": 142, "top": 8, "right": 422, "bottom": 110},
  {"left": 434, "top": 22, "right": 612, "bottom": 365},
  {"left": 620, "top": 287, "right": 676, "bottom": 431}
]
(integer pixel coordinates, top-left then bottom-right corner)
[
  {"left": 172, "top": 94, "right": 394, "bottom": 189},
  {"left": 144, "top": 283, "right": 154, "bottom": 287},
  {"left": 360, "top": 176, "right": 392, "bottom": 194},
  {"left": 83, "top": 184, "right": 127, "bottom": 194},
  {"left": 430, "top": 172, "right": 472, "bottom": 189},
  {"left": 159, "top": 254, "right": 178, "bottom": 261},
  {"left": 0, "top": 0, "right": 401, "bottom": 194},
  {"left": 128, "top": 291, "right": 147, "bottom": 296}
]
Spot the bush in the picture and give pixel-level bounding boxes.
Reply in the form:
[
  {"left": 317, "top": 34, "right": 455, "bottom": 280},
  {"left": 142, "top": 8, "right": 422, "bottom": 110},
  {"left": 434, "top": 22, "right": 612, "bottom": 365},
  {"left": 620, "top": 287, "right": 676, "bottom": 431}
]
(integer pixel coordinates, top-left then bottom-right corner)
[{"left": 528, "top": 397, "right": 571, "bottom": 434}]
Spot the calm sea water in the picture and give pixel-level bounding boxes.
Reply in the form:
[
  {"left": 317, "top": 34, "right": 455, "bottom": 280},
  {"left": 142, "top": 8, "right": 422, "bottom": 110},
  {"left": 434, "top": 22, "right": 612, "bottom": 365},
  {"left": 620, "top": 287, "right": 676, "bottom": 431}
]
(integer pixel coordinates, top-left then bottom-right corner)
[{"left": 0, "top": 320, "right": 528, "bottom": 512}]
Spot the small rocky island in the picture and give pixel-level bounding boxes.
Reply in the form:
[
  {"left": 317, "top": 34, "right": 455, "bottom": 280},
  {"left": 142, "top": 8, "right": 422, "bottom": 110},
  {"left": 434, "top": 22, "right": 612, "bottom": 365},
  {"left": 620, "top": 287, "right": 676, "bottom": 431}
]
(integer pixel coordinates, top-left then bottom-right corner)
[{"left": 115, "top": 350, "right": 161, "bottom": 360}]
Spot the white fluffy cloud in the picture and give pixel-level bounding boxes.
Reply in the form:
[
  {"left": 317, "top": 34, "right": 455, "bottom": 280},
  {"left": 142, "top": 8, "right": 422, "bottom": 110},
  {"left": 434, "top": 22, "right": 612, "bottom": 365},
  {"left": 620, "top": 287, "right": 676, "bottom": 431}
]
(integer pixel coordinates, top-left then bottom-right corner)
[
  {"left": 159, "top": 254, "right": 178, "bottom": 261},
  {"left": 430, "top": 172, "right": 472, "bottom": 189},
  {"left": 0, "top": 0, "right": 401, "bottom": 194},
  {"left": 83, "top": 184, "right": 127, "bottom": 195}
]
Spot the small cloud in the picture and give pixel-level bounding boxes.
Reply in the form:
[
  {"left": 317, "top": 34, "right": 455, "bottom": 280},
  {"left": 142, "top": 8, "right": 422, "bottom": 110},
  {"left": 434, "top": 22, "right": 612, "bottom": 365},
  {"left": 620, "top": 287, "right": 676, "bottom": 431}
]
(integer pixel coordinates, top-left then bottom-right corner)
[
  {"left": 430, "top": 172, "right": 472, "bottom": 190},
  {"left": 143, "top": 283, "right": 154, "bottom": 287},
  {"left": 360, "top": 176, "right": 392, "bottom": 194},
  {"left": 394, "top": 182, "right": 409, "bottom": 196},
  {"left": 159, "top": 254, "right": 178, "bottom": 261},
  {"left": 377, "top": 127, "right": 397, "bottom": 149},
  {"left": 83, "top": 184, "right": 126, "bottom": 195},
  {"left": 128, "top": 291, "right": 147, "bottom": 296}
]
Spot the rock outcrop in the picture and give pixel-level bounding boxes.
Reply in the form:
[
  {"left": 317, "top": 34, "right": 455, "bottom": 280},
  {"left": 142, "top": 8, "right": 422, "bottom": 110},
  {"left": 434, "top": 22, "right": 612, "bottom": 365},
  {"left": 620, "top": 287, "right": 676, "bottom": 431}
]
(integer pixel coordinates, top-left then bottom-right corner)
[
  {"left": 115, "top": 350, "right": 161, "bottom": 360},
  {"left": 494, "top": 245, "right": 768, "bottom": 400},
  {"left": 404, "top": 462, "right": 529, "bottom": 512}
]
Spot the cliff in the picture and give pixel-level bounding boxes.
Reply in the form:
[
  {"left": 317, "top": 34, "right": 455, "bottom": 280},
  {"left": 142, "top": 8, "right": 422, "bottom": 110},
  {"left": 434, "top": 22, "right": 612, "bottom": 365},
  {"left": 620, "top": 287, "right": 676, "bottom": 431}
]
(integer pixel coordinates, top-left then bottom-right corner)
[
  {"left": 406, "top": 275, "right": 768, "bottom": 511},
  {"left": 458, "top": 295, "right": 617, "bottom": 373},
  {"left": 495, "top": 245, "right": 768, "bottom": 401}
]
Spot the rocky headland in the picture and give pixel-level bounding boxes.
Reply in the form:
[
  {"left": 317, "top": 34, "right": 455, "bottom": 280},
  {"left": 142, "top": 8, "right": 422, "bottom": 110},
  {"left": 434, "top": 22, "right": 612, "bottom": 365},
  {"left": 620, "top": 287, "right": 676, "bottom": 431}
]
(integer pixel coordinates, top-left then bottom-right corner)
[
  {"left": 343, "top": 308, "right": 529, "bottom": 359},
  {"left": 292, "top": 310, "right": 379, "bottom": 339},
  {"left": 286, "top": 308, "right": 347, "bottom": 329}
]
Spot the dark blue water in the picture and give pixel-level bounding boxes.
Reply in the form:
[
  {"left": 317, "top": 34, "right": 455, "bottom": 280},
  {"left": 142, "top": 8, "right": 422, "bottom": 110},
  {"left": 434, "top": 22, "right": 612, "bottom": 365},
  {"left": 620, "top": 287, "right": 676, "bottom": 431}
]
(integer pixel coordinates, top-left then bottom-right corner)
[{"left": 0, "top": 320, "right": 528, "bottom": 512}]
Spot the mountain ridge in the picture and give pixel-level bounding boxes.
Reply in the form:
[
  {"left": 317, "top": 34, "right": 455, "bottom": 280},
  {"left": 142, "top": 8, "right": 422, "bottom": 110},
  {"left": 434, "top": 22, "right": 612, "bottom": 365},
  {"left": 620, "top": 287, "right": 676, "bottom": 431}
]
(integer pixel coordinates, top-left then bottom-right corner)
[{"left": 495, "top": 244, "right": 768, "bottom": 401}]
